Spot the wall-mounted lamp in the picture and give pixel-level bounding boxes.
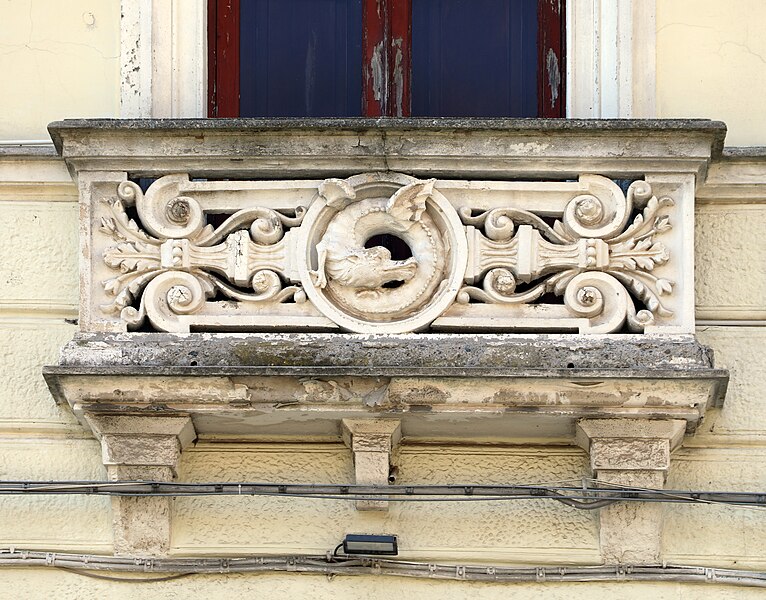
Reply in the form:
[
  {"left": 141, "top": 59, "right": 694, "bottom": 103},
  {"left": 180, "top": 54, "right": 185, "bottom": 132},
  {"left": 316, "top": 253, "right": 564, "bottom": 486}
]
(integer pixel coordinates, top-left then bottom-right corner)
[{"left": 339, "top": 534, "right": 399, "bottom": 556}]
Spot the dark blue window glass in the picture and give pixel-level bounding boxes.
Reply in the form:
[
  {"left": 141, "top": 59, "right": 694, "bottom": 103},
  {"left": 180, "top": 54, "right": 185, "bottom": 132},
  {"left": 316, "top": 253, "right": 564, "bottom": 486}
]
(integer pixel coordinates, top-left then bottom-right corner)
[
  {"left": 412, "top": 0, "right": 538, "bottom": 117},
  {"left": 239, "top": 0, "right": 363, "bottom": 117}
]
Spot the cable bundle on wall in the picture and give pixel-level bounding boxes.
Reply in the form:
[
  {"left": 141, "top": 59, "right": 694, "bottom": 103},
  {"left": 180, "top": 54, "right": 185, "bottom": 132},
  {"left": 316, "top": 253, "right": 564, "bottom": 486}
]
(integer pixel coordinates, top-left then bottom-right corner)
[{"left": 0, "top": 549, "right": 765, "bottom": 588}]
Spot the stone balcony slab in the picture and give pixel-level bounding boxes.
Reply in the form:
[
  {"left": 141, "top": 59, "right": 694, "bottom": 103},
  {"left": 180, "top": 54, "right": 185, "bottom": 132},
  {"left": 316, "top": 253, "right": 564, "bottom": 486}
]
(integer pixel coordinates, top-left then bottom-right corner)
[
  {"left": 44, "top": 333, "right": 727, "bottom": 443},
  {"left": 48, "top": 118, "right": 725, "bottom": 181}
]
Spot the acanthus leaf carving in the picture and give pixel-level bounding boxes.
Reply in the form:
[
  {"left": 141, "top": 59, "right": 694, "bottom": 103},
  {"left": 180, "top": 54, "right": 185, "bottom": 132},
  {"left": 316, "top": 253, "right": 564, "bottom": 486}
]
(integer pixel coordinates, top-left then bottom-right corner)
[
  {"left": 96, "top": 172, "right": 682, "bottom": 334},
  {"left": 99, "top": 178, "right": 308, "bottom": 332}
]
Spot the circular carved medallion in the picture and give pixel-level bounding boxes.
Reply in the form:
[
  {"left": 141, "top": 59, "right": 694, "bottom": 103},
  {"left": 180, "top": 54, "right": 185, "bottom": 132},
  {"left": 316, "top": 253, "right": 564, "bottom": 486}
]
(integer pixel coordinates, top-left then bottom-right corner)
[{"left": 297, "top": 173, "right": 468, "bottom": 333}]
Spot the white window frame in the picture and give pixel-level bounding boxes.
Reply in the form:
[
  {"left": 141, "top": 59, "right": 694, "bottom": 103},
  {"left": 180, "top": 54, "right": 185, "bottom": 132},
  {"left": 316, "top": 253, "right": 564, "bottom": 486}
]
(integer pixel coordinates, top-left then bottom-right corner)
[
  {"left": 120, "top": 0, "right": 656, "bottom": 119},
  {"left": 120, "top": 0, "right": 207, "bottom": 118},
  {"left": 567, "top": 0, "right": 656, "bottom": 118}
]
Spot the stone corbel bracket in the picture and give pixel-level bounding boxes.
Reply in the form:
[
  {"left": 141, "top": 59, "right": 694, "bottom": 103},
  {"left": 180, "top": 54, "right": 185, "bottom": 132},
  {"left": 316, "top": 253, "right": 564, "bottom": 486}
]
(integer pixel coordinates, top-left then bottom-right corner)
[
  {"left": 342, "top": 419, "right": 402, "bottom": 511},
  {"left": 576, "top": 418, "right": 686, "bottom": 565},
  {"left": 85, "top": 415, "right": 196, "bottom": 556}
]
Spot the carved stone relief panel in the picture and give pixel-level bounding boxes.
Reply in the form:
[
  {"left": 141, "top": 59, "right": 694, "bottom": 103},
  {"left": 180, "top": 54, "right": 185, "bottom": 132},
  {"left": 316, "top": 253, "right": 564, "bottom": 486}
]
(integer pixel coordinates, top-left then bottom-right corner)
[
  {"left": 91, "top": 171, "right": 684, "bottom": 334},
  {"left": 297, "top": 173, "right": 467, "bottom": 333}
]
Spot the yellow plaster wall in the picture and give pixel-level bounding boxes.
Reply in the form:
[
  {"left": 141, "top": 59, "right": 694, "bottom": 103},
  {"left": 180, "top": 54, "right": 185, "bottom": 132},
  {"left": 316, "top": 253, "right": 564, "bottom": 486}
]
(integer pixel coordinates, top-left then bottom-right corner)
[
  {"left": 172, "top": 445, "right": 599, "bottom": 564},
  {"left": 0, "top": 0, "right": 120, "bottom": 140},
  {"left": 656, "top": 0, "right": 766, "bottom": 146},
  {"left": 695, "top": 204, "right": 766, "bottom": 320}
]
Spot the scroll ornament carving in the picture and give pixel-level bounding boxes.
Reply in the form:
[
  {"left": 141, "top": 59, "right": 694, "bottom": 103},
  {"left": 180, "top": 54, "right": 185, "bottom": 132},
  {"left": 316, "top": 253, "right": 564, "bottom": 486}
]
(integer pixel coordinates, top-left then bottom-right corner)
[
  {"left": 457, "top": 178, "right": 675, "bottom": 332},
  {"left": 97, "top": 173, "right": 678, "bottom": 334},
  {"left": 99, "top": 176, "right": 306, "bottom": 332}
]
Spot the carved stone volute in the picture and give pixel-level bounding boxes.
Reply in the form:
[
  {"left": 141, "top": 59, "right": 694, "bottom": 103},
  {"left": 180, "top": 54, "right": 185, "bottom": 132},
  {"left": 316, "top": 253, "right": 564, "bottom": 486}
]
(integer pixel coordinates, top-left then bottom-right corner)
[{"left": 92, "top": 170, "right": 682, "bottom": 334}]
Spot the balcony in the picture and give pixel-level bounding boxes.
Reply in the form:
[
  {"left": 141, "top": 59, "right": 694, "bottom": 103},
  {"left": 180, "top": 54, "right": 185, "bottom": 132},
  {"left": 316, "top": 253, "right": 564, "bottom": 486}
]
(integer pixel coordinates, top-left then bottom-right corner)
[
  {"left": 43, "top": 117, "right": 726, "bottom": 439},
  {"left": 41, "top": 118, "right": 729, "bottom": 556}
]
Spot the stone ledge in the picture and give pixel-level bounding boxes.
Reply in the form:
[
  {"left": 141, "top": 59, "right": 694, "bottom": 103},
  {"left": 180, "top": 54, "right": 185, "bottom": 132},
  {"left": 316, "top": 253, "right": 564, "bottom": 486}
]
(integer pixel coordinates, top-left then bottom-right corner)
[
  {"left": 56, "top": 333, "right": 718, "bottom": 370},
  {"left": 45, "top": 365, "right": 729, "bottom": 382},
  {"left": 48, "top": 117, "right": 727, "bottom": 139},
  {"left": 48, "top": 118, "right": 724, "bottom": 180},
  {"left": 45, "top": 333, "right": 728, "bottom": 442},
  {"left": 0, "top": 146, "right": 57, "bottom": 158},
  {"left": 44, "top": 334, "right": 728, "bottom": 443},
  {"left": 697, "top": 148, "right": 766, "bottom": 204}
]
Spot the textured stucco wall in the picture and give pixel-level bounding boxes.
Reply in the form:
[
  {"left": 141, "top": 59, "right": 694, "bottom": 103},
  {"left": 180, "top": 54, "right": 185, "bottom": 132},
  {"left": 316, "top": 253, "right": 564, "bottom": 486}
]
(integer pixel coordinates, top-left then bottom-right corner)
[
  {"left": 656, "top": 0, "right": 766, "bottom": 146},
  {"left": 0, "top": 155, "right": 109, "bottom": 555},
  {"left": 696, "top": 204, "right": 766, "bottom": 320},
  {"left": 0, "top": 0, "right": 120, "bottom": 140},
  {"left": 173, "top": 445, "right": 598, "bottom": 563}
]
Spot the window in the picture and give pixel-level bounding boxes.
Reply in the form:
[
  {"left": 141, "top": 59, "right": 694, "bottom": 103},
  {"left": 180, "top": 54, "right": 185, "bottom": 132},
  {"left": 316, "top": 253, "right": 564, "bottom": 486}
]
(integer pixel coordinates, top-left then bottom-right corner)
[{"left": 208, "top": 0, "right": 564, "bottom": 118}]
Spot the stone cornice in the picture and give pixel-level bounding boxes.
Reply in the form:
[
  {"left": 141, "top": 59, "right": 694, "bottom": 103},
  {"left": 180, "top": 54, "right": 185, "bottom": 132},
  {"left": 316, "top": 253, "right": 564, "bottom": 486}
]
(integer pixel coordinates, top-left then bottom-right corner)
[
  {"left": 44, "top": 333, "right": 727, "bottom": 443},
  {"left": 0, "top": 150, "right": 76, "bottom": 202},
  {"left": 697, "top": 147, "right": 766, "bottom": 203},
  {"left": 48, "top": 117, "right": 728, "bottom": 144},
  {"left": 48, "top": 118, "right": 725, "bottom": 182}
]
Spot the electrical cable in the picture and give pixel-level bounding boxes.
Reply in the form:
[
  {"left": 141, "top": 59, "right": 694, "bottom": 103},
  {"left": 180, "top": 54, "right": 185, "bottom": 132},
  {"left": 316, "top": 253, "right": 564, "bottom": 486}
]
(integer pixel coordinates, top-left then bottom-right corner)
[
  {"left": 0, "top": 480, "right": 764, "bottom": 510},
  {"left": 0, "top": 550, "right": 764, "bottom": 588},
  {"left": 546, "top": 494, "right": 618, "bottom": 510},
  {"left": 55, "top": 567, "right": 195, "bottom": 583},
  {"left": 578, "top": 476, "right": 766, "bottom": 512}
]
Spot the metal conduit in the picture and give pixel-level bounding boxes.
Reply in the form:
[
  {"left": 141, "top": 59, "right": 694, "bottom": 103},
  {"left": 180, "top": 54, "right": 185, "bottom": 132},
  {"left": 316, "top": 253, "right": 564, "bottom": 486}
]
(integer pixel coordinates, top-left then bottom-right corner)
[{"left": 0, "top": 550, "right": 764, "bottom": 588}]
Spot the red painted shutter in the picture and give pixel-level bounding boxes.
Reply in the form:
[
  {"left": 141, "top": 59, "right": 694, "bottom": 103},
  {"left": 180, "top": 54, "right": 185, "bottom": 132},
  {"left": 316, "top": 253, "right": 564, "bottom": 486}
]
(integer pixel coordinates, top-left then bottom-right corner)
[
  {"left": 363, "top": 0, "right": 412, "bottom": 117},
  {"left": 538, "top": 0, "right": 565, "bottom": 118},
  {"left": 208, "top": 0, "right": 240, "bottom": 118}
]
